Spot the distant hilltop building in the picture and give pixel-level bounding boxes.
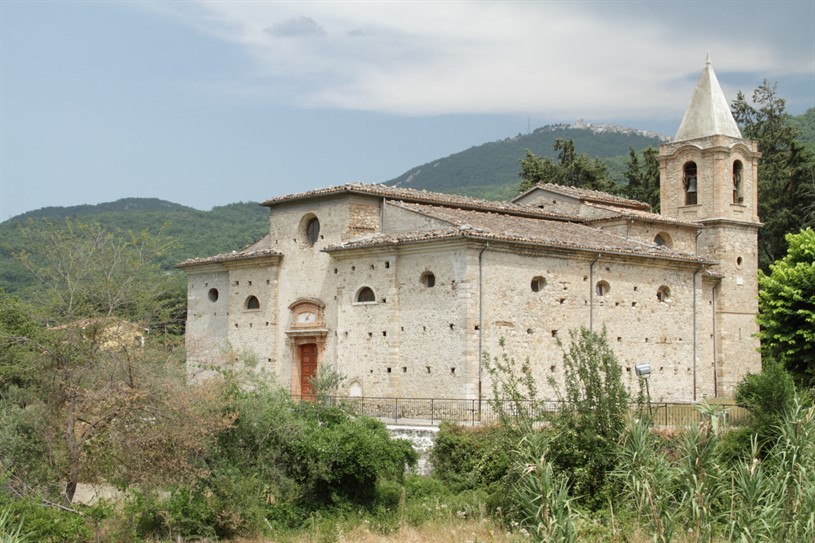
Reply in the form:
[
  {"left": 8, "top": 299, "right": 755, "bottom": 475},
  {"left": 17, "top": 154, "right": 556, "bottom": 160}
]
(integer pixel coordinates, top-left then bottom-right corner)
[
  {"left": 180, "top": 57, "right": 760, "bottom": 403},
  {"left": 570, "top": 119, "right": 671, "bottom": 141}
]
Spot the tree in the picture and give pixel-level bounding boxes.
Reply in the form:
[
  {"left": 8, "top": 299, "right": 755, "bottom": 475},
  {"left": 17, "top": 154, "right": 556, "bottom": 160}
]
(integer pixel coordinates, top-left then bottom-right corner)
[
  {"left": 14, "top": 219, "right": 183, "bottom": 324},
  {"left": 1, "top": 221, "right": 225, "bottom": 504},
  {"left": 731, "top": 81, "right": 815, "bottom": 267},
  {"left": 623, "top": 146, "right": 661, "bottom": 211},
  {"left": 756, "top": 228, "right": 815, "bottom": 386},
  {"left": 519, "top": 138, "right": 620, "bottom": 194},
  {"left": 548, "top": 327, "right": 629, "bottom": 509}
]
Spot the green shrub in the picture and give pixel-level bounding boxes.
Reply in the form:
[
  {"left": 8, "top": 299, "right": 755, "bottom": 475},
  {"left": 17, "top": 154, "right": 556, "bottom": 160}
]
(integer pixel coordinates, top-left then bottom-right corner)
[
  {"left": 735, "top": 361, "right": 800, "bottom": 452},
  {"left": 0, "top": 497, "right": 89, "bottom": 543},
  {"left": 373, "top": 480, "right": 403, "bottom": 513},
  {"left": 548, "top": 327, "right": 629, "bottom": 509},
  {"left": 200, "top": 381, "right": 416, "bottom": 534},
  {"left": 403, "top": 474, "right": 449, "bottom": 500},
  {"left": 429, "top": 422, "right": 512, "bottom": 492}
]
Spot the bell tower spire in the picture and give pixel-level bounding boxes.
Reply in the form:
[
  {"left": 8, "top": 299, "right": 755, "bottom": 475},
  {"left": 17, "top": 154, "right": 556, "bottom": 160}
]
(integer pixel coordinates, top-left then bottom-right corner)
[
  {"left": 675, "top": 53, "right": 742, "bottom": 142},
  {"left": 658, "top": 55, "right": 762, "bottom": 395}
]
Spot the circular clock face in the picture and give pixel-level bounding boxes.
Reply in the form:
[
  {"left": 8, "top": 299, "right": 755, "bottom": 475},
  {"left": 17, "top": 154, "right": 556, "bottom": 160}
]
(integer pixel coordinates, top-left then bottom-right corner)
[{"left": 298, "top": 312, "right": 316, "bottom": 324}]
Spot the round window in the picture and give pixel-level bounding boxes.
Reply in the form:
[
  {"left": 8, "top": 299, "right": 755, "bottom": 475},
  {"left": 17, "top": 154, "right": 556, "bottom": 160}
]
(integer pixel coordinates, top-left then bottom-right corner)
[{"left": 208, "top": 288, "right": 219, "bottom": 302}]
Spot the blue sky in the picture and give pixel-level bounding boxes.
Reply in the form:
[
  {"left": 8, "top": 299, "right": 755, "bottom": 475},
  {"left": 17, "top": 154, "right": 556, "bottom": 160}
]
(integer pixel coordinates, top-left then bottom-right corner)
[{"left": 1, "top": 1, "right": 813, "bottom": 221}]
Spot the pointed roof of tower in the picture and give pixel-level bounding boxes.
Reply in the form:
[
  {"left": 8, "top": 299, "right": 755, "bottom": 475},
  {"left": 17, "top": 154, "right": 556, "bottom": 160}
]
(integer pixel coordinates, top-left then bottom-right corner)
[{"left": 675, "top": 54, "right": 742, "bottom": 141}]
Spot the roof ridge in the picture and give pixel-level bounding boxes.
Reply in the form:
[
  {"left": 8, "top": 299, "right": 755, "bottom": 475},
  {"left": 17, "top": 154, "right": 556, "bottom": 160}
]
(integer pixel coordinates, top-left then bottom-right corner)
[
  {"left": 261, "top": 182, "right": 584, "bottom": 220},
  {"left": 528, "top": 183, "right": 651, "bottom": 210}
]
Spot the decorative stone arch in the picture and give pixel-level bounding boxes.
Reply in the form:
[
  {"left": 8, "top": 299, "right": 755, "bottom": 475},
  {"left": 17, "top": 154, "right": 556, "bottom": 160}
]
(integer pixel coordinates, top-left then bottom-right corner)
[{"left": 288, "top": 298, "right": 326, "bottom": 328}]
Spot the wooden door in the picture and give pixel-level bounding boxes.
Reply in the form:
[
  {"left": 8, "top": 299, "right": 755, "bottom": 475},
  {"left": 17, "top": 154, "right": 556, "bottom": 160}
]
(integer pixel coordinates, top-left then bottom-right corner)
[{"left": 299, "top": 344, "right": 318, "bottom": 400}]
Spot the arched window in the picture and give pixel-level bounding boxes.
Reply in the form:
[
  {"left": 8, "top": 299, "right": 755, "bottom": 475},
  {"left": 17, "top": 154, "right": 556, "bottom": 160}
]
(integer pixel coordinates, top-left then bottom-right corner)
[
  {"left": 732, "top": 160, "right": 744, "bottom": 204},
  {"left": 683, "top": 162, "right": 698, "bottom": 205},
  {"left": 531, "top": 276, "right": 547, "bottom": 292},
  {"left": 656, "top": 285, "right": 671, "bottom": 303},
  {"left": 654, "top": 232, "right": 673, "bottom": 249},
  {"left": 306, "top": 217, "right": 320, "bottom": 246},
  {"left": 356, "top": 287, "right": 375, "bottom": 303},
  {"left": 595, "top": 280, "right": 610, "bottom": 297},
  {"left": 420, "top": 271, "right": 436, "bottom": 288},
  {"left": 245, "top": 295, "right": 260, "bottom": 310}
]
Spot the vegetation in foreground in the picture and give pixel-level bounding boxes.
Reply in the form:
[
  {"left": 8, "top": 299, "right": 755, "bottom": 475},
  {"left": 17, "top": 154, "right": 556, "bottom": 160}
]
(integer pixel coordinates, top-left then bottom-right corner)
[{"left": 2, "top": 81, "right": 815, "bottom": 539}]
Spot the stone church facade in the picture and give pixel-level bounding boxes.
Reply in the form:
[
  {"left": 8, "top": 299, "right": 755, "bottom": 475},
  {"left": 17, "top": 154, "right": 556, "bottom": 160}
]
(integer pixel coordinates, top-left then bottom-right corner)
[{"left": 180, "top": 58, "right": 761, "bottom": 403}]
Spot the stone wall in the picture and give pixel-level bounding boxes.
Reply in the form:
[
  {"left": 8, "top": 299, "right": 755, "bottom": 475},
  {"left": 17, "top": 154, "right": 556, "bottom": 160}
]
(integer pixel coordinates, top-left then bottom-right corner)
[
  {"left": 185, "top": 266, "right": 230, "bottom": 380},
  {"left": 477, "top": 246, "right": 716, "bottom": 402},
  {"left": 184, "top": 189, "right": 757, "bottom": 403}
]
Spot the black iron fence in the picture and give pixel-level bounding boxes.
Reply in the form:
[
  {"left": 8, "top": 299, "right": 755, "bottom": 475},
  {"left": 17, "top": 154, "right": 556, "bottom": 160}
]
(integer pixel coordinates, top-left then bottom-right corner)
[{"left": 292, "top": 395, "right": 749, "bottom": 428}]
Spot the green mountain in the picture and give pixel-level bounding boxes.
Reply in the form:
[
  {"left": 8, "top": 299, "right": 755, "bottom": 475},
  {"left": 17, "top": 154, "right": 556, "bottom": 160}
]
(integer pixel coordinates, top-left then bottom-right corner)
[
  {"left": 0, "top": 198, "right": 269, "bottom": 295},
  {"left": 4, "top": 111, "right": 810, "bottom": 296},
  {"left": 384, "top": 124, "right": 669, "bottom": 200}
]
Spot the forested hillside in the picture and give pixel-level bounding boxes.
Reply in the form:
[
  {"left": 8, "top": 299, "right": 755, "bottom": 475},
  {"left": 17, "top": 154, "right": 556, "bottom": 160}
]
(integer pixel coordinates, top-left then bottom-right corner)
[
  {"left": 0, "top": 198, "right": 268, "bottom": 295},
  {"left": 2, "top": 107, "right": 811, "bottom": 294},
  {"left": 791, "top": 107, "right": 815, "bottom": 153},
  {"left": 385, "top": 125, "right": 666, "bottom": 200}
]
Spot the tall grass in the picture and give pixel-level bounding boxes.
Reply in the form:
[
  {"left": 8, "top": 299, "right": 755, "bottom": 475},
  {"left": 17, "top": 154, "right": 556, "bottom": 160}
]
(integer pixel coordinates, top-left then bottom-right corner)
[
  {"left": 612, "top": 400, "right": 815, "bottom": 543},
  {"left": 512, "top": 434, "right": 577, "bottom": 543},
  {"left": 725, "top": 399, "right": 815, "bottom": 542},
  {"left": 0, "top": 507, "right": 28, "bottom": 543}
]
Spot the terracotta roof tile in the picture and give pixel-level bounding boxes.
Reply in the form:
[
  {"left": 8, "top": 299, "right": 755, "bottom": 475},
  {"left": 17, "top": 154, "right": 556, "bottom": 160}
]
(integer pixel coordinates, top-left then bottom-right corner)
[
  {"left": 261, "top": 182, "right": 578, "bottom": 220},
  {"left": 326, "top": 202, "right": 708, "bottom": 263},
  {"left": 519, "top": 183, "right": 651, "bottom": 210},
  {"left": 177, "top": 235, "right": 281, "bottom": 268},
  {"left": 583, "top": 203, "right": 701, "bottom": 227}
]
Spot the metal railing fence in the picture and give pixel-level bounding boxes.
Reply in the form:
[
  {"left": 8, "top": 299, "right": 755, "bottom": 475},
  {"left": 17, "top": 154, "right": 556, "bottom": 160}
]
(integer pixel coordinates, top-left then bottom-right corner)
[{"left": 291, "top": 395, "right": 749, "bottom": 428}]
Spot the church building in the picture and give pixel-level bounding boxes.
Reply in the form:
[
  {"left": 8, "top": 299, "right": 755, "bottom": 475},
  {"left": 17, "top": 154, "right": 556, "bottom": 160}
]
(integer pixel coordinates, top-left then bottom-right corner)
[{"left": 180, "top": 58, "right": 761, "bottom": 403}]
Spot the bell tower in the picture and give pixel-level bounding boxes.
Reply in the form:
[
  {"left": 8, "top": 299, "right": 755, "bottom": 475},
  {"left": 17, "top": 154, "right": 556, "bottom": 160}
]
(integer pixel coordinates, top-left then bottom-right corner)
[{"left": 658, "top": 54, "right": 762, "bottom": 395}]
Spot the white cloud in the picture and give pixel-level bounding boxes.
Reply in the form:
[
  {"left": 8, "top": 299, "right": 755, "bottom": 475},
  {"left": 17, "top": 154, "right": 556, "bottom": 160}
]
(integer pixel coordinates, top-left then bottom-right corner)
[
  {"left": 265, "top": 16, "right": 326, "bottom": 38},
  {"left": 145, "top": 1, "right": 814, "bottom": 120}
]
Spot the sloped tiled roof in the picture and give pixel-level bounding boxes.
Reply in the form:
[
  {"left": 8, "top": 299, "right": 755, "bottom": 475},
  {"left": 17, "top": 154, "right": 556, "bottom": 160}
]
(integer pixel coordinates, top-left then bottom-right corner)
[
  {"left": 514, "top": 183, "right": 652, "bottom": 211},
  {"left": 325, "top": 202, "right": 707, "bottom": 263},
  {"left": 583, "top": 202, "right": 701, "bottom": 228},
  {"left": 177, "top": 235, "right": 281, "bottom": 268},
  {"left": 261, "top": 182, "right": 577, "bottom": 221}
]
